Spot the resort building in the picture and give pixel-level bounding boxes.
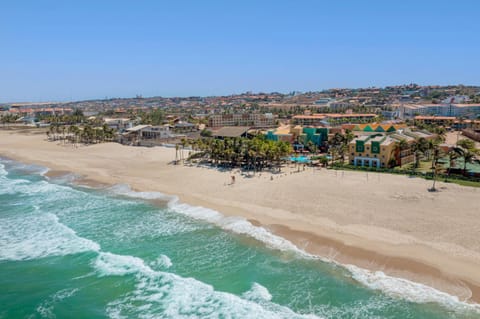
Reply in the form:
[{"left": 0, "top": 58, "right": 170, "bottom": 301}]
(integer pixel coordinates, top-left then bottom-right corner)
[
  {"left": 172, "top": 121, "right": 198, "bottom": 133},
  {"left": 208, "top": 113, "right": 276, "bottom": 128},
  {"left": 349, "top": 129, "right": 436, "bottom": 168},
  {"left": 123, "top": 125, "right": 173, "bottom": 142},
  {"left": 402, "top": 104, "right": 480, "bottom": 119},
  {"left": 104, "top": 118, "right": 134, "bottom": 131},
  {"left": 414, "top": 116, "right": 480, "bottom": 130},
  {"left": 342, "top": 123, "right": 407, "bottom": 133},
  {"left": 139, "top": 125, "right": 172, "bottom": 139},
  {"left": 453, "top": 104, "right": 480, "bottom": 118},
  {"left": 414, "top": 116, "right": 456, "bottom": 127},
  {"left": 265, "top": 126, "right": 329, "bottom": 147},
  {"left": 463, "top": 120, "right": 480, "bottom": 131},
  {"left": 6, "top": 107, "right": 73, "bottom": 118},
  {"left": 292, "top": 113, "right": 377, "bottom": 126},
  {"left": 349, "top": 135, "right": 397, "bottom": 168}
]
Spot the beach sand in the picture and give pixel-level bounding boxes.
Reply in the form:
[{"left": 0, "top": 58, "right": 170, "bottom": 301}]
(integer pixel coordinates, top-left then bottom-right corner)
[{"left": 1, "top": 129, "right": 480, "bottom": 302}]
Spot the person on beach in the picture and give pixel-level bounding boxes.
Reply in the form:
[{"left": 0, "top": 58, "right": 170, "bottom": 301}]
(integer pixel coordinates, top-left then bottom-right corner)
[{"left": 231, "top": 175, "right": 235, "bottom": 185}]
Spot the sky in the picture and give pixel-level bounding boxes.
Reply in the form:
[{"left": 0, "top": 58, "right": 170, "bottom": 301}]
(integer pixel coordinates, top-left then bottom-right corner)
[{"left": 1, "top": 0, "right": 479, "bottom": 102}]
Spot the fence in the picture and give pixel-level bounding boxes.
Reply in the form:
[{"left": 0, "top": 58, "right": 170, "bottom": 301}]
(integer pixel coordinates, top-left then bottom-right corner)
[{"left": 330, "top": 163, "right": 480, "bottom": 183}]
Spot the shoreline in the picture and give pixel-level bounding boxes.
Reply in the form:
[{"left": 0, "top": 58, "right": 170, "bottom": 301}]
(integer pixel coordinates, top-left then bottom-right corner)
[
  {"left": 156, "top": 191, "right": 480, "bottom": 304},
  {"left": 1, "top": 129, "right": 480, "bottom": 305}
]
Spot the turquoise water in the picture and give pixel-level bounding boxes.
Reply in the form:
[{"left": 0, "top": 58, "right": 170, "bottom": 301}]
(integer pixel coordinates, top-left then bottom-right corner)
[
  {"left": 289, "top": 156, "right": 310, "bottom": 163},
  {"left": 0, "top": 158, "right": 479, "bottom": 319}
]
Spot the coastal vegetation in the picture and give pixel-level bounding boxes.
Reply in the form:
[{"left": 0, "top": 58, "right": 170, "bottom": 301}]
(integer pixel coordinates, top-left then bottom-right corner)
[
  {"left": 184, "top": 136, "right": 292, "bottom": 172},
  {"left": 0, "top": 114, "right": 20, "bottom": 124},
  {"left": 327, "top": 130, "right": 355, "bottom": 164},
  {"left": 46, "top": 123, "right": 116, "bottom": 145}
]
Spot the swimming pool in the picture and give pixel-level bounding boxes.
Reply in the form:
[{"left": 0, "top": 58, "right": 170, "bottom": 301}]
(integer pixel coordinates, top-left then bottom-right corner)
[{"left": 288, "top": 155, "right": 310, "bottom": 163}]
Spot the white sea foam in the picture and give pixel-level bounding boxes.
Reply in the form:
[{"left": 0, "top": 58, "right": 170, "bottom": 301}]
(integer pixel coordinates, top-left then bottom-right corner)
[
  {"left": 35, "top": 288, "right": 79, "bottom": 319},
  {"left": 345, "top": 264, "right": 480, "bottom": 312},
  {"left": 94, "top": 252, "right": 320, "bottom": 319},
  {"left": 45, "top": 172, "right": 80, "bottom": 185},
  {"left": 109, "top": 184, "right": 307, "bottom": 256},
  {"left": 151, "top": 254, "right": 173, "bottom": 269},
  {"left": 107, "top": 184, "right": 174, "bottom": 202},
  {"left": 0, "top": 175, "right": 60, "bottom": 196},
  {"left": 0, "top": 212, "right": 100, "bottom": 261},
  {"left": 242, "top": 283, "right": 273, "bottom": 302},
  {"left": 173, "top": 203, "right": 303, "bottom": 254},
  {"left": 0, "top": 158, "right": 49, "bottom": 176},
  {"left": 107, "top": 185, "right": 304, "bottom": 254},
  {"left": 106, "top": 183, "right": 480, "bottom": 314},
  {"left": 94, "top": 252, "right": 154, "bottom": 276}
]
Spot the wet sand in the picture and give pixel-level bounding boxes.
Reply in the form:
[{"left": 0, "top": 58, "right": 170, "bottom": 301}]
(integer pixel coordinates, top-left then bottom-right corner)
[{"left": 1, "top": 129, "right": 480, "bottom": 303}]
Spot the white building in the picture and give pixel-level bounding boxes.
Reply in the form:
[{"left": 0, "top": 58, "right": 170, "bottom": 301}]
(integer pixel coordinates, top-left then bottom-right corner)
[
  {"left": 402, "top": 104, "right": 480, "bottom": 119},
  {"left": 104, "top": 118, "right": 134, "bottom": 131},
  {"left": 442, "top": 95, "right": 470, "bottom": 104},
  {"left": 124, "top": 125, "right": 172, "bottom": 141}
]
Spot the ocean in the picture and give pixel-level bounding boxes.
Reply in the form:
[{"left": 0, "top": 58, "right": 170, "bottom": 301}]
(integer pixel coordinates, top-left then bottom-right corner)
[{"left": 0, "top": 157, "right": 479, "bottom": 319}]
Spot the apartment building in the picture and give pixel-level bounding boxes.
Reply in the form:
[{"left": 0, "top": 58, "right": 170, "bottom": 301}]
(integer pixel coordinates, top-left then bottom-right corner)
[
  {"left": 414, "top": 116, "right": 456, "bottom": 127},
  {"left": 208, "top": 113, "right": 276, "bottom": 128},
  {"left": 403, "top": 104, "right": 480, "bottom": 119}
]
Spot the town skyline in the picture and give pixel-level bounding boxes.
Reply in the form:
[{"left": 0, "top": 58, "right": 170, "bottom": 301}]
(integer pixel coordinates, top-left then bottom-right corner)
[{"left": 2, "top": 82, "right": 480, "bottom": 104}]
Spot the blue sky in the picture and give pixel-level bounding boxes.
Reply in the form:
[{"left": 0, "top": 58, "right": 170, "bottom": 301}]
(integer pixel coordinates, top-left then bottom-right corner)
[{"left": 1, "top": 0, "right": 479, "bottom": 102}]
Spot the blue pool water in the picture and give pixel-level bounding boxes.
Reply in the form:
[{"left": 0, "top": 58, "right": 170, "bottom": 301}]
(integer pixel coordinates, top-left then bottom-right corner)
[{"left": 289, "top": 156, "right": 310, "bottom": 163}]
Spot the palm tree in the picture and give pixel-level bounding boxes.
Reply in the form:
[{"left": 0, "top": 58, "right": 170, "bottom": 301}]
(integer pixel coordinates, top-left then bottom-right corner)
[
  {"left": 430, "top": 145, "right": 443, "bottom": 191},
  {"left": 328, "top": 133, "right": 345, "bottom": 166},
  {"left": 454, "top": 147, "right": 476, "bottom": 175},
  {"left": 456, "top": 117, "right": 466, "bottom": 143},
  {"left": 49, "top": 125, "right": 57, "bottom": 141},
  {"left": 434, "top": 127, "right": 446, "bottom": 143},
  {"left": 445, "top": 148, "right": 459, "bottom": 181},
  {"left": 457, "top": 139, "right": 475, "bottom": 151},
  {"left": 393, "top": 139, "right": 409, "bottom": 167},
  {"left": 344, "top": 129, "right": 355, "bottom": 145},
  {"left": 175, "top": 144, "right": 179, "bottom": 163}
]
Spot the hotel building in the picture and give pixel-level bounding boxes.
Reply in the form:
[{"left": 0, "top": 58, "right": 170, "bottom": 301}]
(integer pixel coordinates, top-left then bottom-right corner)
[
  {"left": 208, "top": 113, "right": 276, "bottom": 128},
  {"left": 402, "top": 104, "right": 480, "bottom": 119},
  {"left": 349, "top": 130, "right": 436, "bottom": 168}
]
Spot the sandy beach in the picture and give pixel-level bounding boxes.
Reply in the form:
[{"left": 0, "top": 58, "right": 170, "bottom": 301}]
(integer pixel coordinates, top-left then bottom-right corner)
[{"left": 1, "top": 128, "right": 480, "bottom": 303}]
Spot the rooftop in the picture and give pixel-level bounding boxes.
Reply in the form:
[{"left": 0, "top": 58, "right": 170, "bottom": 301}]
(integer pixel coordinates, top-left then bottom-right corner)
[{"left": 212, "top": 126, "right": 251, "bottom": 138}]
